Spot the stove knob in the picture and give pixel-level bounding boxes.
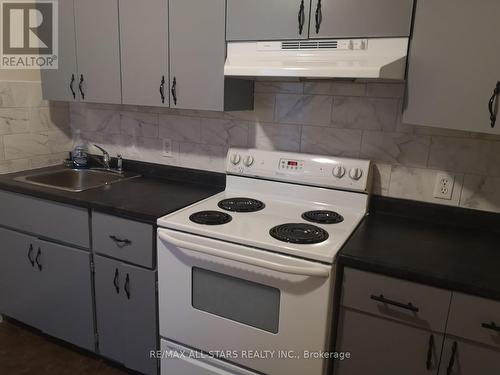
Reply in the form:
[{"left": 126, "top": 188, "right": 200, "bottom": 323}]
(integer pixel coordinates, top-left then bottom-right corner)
[
  {"left": 332, "top": 165, "right": 346, "bottom": 178},
  {"left": 349, "top": 168, "right": 363, "bottom": 181},
  {"left": 230, "top": 153, "right": 241, "bottom": 165},
  {"left": 243, "top": 155, "right": 255, "bottom": 167}
]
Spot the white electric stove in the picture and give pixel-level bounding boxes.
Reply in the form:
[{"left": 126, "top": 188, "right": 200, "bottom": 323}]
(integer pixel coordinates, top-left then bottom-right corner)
[{"left": 157, "top": 148, "right": 372, "bottom": 375}]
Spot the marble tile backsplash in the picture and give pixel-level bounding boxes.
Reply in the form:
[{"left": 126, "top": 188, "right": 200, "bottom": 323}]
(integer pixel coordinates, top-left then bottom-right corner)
[
  {"left": 3, "top": 79, "right": 500, "bottom": 214},
  {"left": 0, "top": 81, "right": 72, "bottom": 174}
]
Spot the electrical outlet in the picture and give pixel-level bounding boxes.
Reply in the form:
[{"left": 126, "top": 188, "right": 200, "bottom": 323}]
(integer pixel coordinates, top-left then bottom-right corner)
[
  {"left": 162, "top": 138, "right": 173, "bottom": 157},
  {"left": 433, "top": 172, "right": 455, "bottom": 200}
]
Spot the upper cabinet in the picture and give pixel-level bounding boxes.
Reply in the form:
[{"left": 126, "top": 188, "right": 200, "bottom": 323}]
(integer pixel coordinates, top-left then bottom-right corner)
[
  {"left": 226, "top": 0, "right": 311, "bottom": 41},
  {"left": 404, "top": 0, "right": 500, "bottom": 135},
  {"left": 41, "top": 0, "right": 78, "bottom": 102},
  {"left": 119, "top": 0, "right": 169, "bottom": 107},
  {"left": 310, "top": 0, "right": 414, "bottom": 39},
  {"left": 74, "top": 0, "right": 122, "bottom": 104}
]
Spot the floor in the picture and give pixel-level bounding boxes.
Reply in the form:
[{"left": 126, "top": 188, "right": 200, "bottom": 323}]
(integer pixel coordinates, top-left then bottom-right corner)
[{"left": 0, "top": 319, "right": 130, "bottom": 375}]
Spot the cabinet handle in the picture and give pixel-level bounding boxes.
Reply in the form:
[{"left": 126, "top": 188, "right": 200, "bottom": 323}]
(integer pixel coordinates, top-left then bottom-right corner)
[
  {"left": 488, "top": 81, "right": 499, "bottom": 128},
  {"left": 298, "top": 0, "right": 305, "bottom": 35},
  {"left": 124, "top": 273, "right": 131, "bottom": 299},
  {"left": 481, "top": 321, "right": 500, "bottom": 332},
  {"left": 79, "top": 74, "right": 85, "bottom": 100},
  {"left": 426, "top": 334, "right": 434, "bottom": 370},
  {"left": 370, "top": 294, "right": 419, "bottom": 312},
  {"left": 159, "top": 75, "right": 166, "bottom": 104},
  {"left": 109, "top": 235, "right": 132, "bottom": 248},
  {"left": 69, "top": 74, "right": 76, "bottom": 100},
  {"left": 446, "top": 341, "right": 457, "bottom": 375},
  {"left": 27, "top": 244, "right": 35, "bottom": 267},
  {"left": 315, "top": 0, "right": 322, "bottom": 34},
  {"left": 113, "top": 268, "right": 120, "bottom": 294},
  {"left": 35, "top": 248, "right": 42, "bottom": 271},
  {"left": 171, "top": 77, "right": 177, "bottom": 105}
]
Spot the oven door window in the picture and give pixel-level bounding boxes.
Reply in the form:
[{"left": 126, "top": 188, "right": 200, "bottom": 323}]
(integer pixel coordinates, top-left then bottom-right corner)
[{"left": 192, "top": 267, "right": 280, "bottom": 334}]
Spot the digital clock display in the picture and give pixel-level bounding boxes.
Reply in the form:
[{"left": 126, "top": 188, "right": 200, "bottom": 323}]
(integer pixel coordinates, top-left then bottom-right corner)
[{"left": 287, "top": 161, "right": 298, "bottom": 166}]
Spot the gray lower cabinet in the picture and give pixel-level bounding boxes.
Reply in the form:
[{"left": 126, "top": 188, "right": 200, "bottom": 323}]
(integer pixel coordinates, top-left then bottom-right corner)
[
  {"left": 310, "top": 0, "right": 414, "bottom": 39},
  {"left": 0, "top": 227, "right": 95, "bottom": 351},
  {"left": 94, "top": 255, "right": 158, "bottom": 375},
  {"left": 335, "top": 308, "right": 442, "bottom": 375},
  {"left": 119, "top": 0, "right": 169, "bottom": 107},
  {"left": 74, "top": 0, "right": 122, "bottom": 104},
  {"left": 226, "top": 0, "right": 311, "bottom": 41},
  {"left": 404, "top": 0, "right": 500, "bottom": 135},
  {"left": 41, "top": 0, "right": 78, "bottom": 102},
  {"left": 440, "top": 338, "right": 500, "bottom": 374}
]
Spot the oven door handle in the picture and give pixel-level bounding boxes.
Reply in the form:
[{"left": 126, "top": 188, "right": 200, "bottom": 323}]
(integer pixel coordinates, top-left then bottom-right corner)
[{"left": 158, "top": 231, "right": 330, "bottom": 278}]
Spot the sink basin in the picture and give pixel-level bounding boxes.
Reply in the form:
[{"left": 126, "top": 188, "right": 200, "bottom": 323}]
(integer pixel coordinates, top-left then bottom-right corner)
[{"left": 14, "top": 168, "right": 140, "bottom": 192}]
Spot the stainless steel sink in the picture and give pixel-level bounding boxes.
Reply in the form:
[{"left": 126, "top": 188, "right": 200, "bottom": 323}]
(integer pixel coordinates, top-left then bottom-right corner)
[{"left": 14, "top": 168, "right": 140, "bottom": 192}]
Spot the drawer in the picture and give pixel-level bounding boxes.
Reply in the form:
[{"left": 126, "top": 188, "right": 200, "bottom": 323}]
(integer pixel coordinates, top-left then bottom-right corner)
[
  {"left": 0, "top": 190, "right": 89, "bottom": 248},
  {"left": 92, "top": 212, "right": 153, "bottom": 268},
  {"left": 160, "top": 339, "right": 258, "bottom": 375},
  {"left": 342, "top": 267, "right": 451, "bottom": 332},
  {"left": 447, "top": 292, "right": 500, "bottom": 349}
]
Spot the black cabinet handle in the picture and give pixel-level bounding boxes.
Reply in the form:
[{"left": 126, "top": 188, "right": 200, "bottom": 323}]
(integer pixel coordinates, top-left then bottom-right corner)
[
  {"left": 298, "top": 0, "right": 305, "bottom": 35},
  {"left": 109, "top": 235, "right": 132, "bottom": 248},
  {"left": 79, "top": 74, "right": 85, "bottom": 100},
  {"left": 481, "top": 321, "right": 500, "bottom": 332},
  {"left": 426, "top": 334, "right": 435, "bottom": 370},
  {"left": 446, "top": 341, "right": 457, "bottom": 375},
  {"left": 159, "top": 75, "right": 166, "bottom": 104},
  {"left": 124, "top": 273, "right": 131, "bottom": 299},
  {"left": 370, "top": 294, "right": 419, "bottom": 312},
  {"left": 27, "top": 244, "right": 35, "bottom": 267},
  {"left": 171, "top": 77, "right": 177, "bottom": 105},
  {"left": 315, "top": 0, "right": 322, "bottom": 34},
  {"left": 113, "top": 268, "right": 120, "bottom": 294},
  {"left": 488, "top": 81, "right": 499, "bottom": 128},
  {"left": 35, "top": 248, "right": 42, "bottom": 271},
  {"left": 69, "top": 74, "right": 76, "bottom": 100}
]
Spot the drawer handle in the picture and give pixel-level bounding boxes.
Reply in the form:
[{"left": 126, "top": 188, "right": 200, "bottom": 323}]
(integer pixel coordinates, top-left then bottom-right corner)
[
  {"left": 446, "top": 341, "right": 457, "bottom": 375},
  {"left": 35, "top": 248, "right": 42, "bottom": 271},
  {"left": 113, "top": 268, "right": 120, "bottom": 294},
  {"left": 370, "top": 294, "right": 419, "bottom": 313},
  {"left": 426, "top": 334, "right": 435, "bottom": 370},
  {"left": 482, "top": 321, "right": 500, "bottom": 332},
  {"left": 109, "top": 235, "right": 132, "bottom": 248},
  {"left": 298, "top": 0, "right": 305, "bottom": 35},
  {"left": 124, "top": 273, "right": 131, "bottom": 299},
  {"left": 488, "top": 81, "right": 499, "bottom": 128},
  {"left": 27, "top": 244, "right": 35, "bottom": 267}
]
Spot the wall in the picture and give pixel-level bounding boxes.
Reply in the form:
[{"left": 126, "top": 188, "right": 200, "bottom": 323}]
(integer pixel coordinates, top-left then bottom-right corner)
[
  {"left": 0, "top": 79, "right": 72, "bottom": 174},
  {"left": 68, "top": 79, "right": 500, "bottom": 214}
]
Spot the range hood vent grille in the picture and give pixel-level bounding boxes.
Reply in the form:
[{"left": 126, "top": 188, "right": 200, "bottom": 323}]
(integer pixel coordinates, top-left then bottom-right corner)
[{"left": 281, "top": 40, "right": 339, "bottom": 50}]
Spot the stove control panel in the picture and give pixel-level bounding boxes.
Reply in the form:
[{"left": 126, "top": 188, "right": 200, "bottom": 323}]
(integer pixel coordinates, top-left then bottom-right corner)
[{"left": 226, "top": 148, "right": 372, "bottom": 193}]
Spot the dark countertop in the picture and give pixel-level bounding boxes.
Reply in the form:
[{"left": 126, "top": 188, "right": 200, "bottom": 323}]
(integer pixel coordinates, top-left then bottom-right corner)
[
  {"left": 339, "top": 196, "right": 500, "bottom": 302},
  {"left": 0, "top": 160, "right": 225, "bottom": 224}
]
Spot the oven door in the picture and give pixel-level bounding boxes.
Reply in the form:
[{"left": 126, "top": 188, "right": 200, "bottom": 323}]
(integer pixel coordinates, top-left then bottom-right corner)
[{"left": 157, "top": 228, "right": 334, "bottom": 375}]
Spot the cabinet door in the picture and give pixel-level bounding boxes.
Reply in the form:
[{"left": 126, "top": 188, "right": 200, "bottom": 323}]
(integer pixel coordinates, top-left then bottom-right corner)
[
  {"left": 121, "top": 262, "right": 158, "bottom": 375},
  {"left": 310, "top": 0, "right": 413, "bottom": 39},
  {"left": 94, "top": 255, "right": 125, "bottom": 363},
  {"left": 41, "top": 0, "right": 78, "bottom": 101},
  {"left": 119, "top": 0, "right": 169, "bottom": 107},
  {"left": 36, "top": 239, "right": 95, "bottom": 351},
  {"left": 440, "top": 338, "right": 500, "bottom": 374},
  {"left": 169, "top": 0, "right": 226, "bottom": 111},
  {"left": 403, "top": 0, "right": 500, "bottom": 135},
  {"left": 74, "top": 0, "right": 121, "bottom": 104},
  {"left": 335, "top": 308, "right": 442, "bottom": 375},
  {"left": 0, "top": 228, "right": 39, "bottom": 328},
  {"left": 226, "top": 0, "right": 311, "bottom": 41}
]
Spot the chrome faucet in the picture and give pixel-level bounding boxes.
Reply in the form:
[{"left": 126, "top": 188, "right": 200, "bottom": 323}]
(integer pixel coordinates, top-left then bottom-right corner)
[{"left": 93, "top": 144, "right": 111, "bottom": 169}]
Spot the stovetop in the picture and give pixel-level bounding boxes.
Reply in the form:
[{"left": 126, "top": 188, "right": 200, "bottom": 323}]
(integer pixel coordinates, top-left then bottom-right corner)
[{"left": 157, "top": 148, "right": 371, "bottom": 264}]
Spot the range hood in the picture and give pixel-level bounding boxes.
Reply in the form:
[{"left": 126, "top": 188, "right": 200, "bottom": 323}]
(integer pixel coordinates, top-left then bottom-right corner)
[{"left": 224, "top": 38, "right": 408, "bottom": 80}]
